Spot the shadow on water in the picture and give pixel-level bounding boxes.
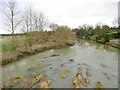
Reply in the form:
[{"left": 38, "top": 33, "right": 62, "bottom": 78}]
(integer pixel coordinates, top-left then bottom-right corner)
[{"left": 78, "top": 39, "right": 118, "bottom": 53}]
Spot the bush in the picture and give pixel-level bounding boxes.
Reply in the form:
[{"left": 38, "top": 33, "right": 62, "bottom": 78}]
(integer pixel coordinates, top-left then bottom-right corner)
[
  {"left": 103, "top": 35, "right": 110, "bottom": 42},
  {"left": 53, "top": 26, "right": 76, "bottom": 45},
  {"left": 96, "top": 32, "right": 118, "bottom": 43},
  {"left": 112, "top": 32, "right": 120, "bottom": 39}
]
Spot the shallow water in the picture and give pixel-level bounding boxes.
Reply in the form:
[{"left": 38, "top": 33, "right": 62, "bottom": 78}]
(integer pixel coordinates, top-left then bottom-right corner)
[{"left": 2, "top": 39, "right": 118, "bottom": 88}]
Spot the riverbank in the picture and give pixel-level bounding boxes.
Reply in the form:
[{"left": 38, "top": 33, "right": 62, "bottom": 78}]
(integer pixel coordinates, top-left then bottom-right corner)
[
  {"left": 98, "top": 41, "right": 120, "bottom": 49},
  {"left": 73, "top": 25, "right": 120, "bottom": 49},
  {"left": 2, "top": 42, "right": 75, "bottom": 65},
  {"left": 2, "top": 26, "right": 76, "bottom": 65},
  {"left": 77, "top": 37, "right": 120, "bottom": 49},
  {"left": 89, "top": 38, "right": 120, "bottom": 49}
]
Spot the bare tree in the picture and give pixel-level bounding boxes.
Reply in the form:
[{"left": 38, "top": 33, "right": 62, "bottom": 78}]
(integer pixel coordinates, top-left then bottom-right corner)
[
  {"left": 22, "top": 9, "right": 30, "bottom": 33},
  {"left": 21, "top": 5, "right": 47, "bottom": 49},
  {"left": 22, "top": 5, "right": 34, "bottom": 32},
  {"left": 29, "top": 7, "right": 33, "bottom": 32},
  {"left": 33, "top": 12, "right": 38, "bottom": 30},
  {"left": 33, "top": 11, "right": 46, "bottom": 31},
  {"left": 22, "top": 5, "right": 46, "bottom": 32},
  {"left": 2, "top": 1, "right": 21, "bottom": 38},
  {"left": 38, "top": 13, "right": 46, "bottom": 31},
  {"left": 49, "top": 23, "right": 58, "bottom": 31},
  {"left": 2, "top": 1, "right": 21, "bottom": 50},
  {"left": 21, "top": 6, "right": 34, "bottom": 49}
]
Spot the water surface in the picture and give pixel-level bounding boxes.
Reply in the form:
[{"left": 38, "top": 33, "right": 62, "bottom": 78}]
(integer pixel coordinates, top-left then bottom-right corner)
[{"left": 2, "top": 40, "right": 118, "bottom": 88}]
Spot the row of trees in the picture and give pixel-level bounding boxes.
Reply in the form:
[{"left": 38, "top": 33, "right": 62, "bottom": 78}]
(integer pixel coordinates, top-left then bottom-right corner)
[
  {"left": 2, "top": 1, "right": 47, "bottom": 35},
  {"left": 2, "top": 1, "right": 120, "bottom": 40},
  {"left": 1, "top": 1, "right": 76, "bottom": 52},
  {"left": 1, "top": 1, "right": 46, "bottom": 50},
  {"left": 1, "top": 1, "right": 119, "bottom": 51}
]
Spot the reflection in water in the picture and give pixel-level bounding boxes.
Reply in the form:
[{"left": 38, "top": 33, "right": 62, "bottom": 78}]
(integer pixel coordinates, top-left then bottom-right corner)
[
  {"left": 79, "top": 39, "right": 118, "bottom": 53},
  {"left": 2, "top": 39, "right": 118, "bottom": 88}
]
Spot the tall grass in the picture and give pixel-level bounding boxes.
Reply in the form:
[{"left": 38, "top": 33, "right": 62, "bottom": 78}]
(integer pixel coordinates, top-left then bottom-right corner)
[{"left": 2, "top": 43, "right": 15, "bottom": 52}]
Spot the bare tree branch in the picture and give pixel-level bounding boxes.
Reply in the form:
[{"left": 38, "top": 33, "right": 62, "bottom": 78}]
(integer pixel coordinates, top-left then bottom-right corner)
[{"left": 2, "top": 1, "right": 21, "bottom": 36}]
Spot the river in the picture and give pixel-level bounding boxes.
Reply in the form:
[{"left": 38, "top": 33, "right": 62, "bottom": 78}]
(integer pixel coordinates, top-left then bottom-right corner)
[{"left": 1, "top": 39, "right": 119, "bottom": 88}]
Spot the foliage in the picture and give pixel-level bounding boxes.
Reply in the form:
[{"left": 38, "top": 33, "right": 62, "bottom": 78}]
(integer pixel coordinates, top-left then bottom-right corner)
[
  {"left": 53, "top": 26, "right": 76, "bottom": 45},
  {"left": 96, "top": 32, "right": 120, "bottom": 43},
  {"left": 73, "top": 24, "right": 120, "bottom": 43}
]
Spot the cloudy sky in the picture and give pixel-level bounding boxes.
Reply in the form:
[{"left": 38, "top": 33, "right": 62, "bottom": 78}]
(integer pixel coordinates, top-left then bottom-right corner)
[{"left": 0, "top": 0, "right": 119, "bottom": 34}]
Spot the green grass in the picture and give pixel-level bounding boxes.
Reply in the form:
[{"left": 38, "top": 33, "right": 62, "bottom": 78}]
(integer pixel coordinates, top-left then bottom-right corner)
[
  {"left": 1, "top": 36, "right": 18, "bottom": 52},
  {"left": 2, "top": 43, "right": 15, "bottom": 52},
  {"left": 0, "top": 44, "right": 2, "bottom": 52}
]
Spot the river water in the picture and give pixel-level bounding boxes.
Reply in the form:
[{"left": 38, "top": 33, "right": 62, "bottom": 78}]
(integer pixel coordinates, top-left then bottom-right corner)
[{"left": 2, "top": 39, "right": 118, "bottom": 88}]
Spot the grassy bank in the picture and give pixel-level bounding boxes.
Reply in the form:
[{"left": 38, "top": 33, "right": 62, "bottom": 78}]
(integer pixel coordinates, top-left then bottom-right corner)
[
  {"left": 2, "top": 26, "right": 76, "bottom": 65},
  {"left": 89, "top": 32, "right": 120, "bottom": 49},
  {"left": 89, "top": 38, "right": 120, "bottom": 49}
]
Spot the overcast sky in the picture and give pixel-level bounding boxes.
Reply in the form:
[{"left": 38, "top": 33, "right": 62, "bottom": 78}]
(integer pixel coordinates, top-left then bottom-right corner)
[{"left": 0, "top": 0, "right": 119, "bottom": 34}]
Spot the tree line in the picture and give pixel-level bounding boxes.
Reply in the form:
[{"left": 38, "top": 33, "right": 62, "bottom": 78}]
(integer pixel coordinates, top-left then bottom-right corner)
[
  {"left": 73, "top": 23, "right": 120, "bottom": 43},
  {"left": 1, "top": 1, "right": 76, "bottom": 52},
  {"left": 1, "top": 1, "right": 119, "bottom": 52}
]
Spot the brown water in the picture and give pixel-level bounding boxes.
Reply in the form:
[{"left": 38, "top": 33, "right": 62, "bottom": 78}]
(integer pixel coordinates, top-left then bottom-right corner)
[{"left": 1, "top": 39, "right": 118, "bottom": 88}]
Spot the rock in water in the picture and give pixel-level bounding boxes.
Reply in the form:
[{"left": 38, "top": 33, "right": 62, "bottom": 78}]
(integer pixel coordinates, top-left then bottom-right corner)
[
  {"left": 61, "top": 64, "right": 64, "bottom": 67},
  {"left": 61, "top": 70, "right": 69, "bottom": 79},
  {"left": 50, "top": 67, "right": 53, "bottom": 69},
  {"left": 69, "top": 59, "right": 74, "bottom": 62},
  {"left": 51, "top": 54, "right": 60, "bottom": 57}
]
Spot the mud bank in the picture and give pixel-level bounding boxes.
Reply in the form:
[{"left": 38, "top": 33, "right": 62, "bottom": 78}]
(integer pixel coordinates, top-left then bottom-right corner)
[{"left": 2, "top": 42, "right": 74, "bottom": 65}]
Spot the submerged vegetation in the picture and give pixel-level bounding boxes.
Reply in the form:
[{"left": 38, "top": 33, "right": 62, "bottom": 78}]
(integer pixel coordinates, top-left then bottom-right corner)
[{"left": 3, "top": 64, "right": 105, "bottom": 88}]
